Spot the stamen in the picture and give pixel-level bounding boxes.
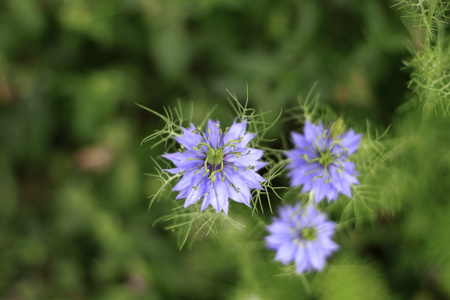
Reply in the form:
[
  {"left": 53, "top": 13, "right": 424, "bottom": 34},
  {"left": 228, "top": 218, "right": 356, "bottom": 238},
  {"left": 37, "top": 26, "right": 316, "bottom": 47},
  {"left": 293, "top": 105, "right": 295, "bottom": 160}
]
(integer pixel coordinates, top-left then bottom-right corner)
[
  {"left": 311, "top": 167, "right": 327, "bottom": 182},
  {"left": 209, "top": 159, "right": 224, "bottom": 179},
  {"left": 220, "top": 143, "right": 237, "bottom": 153}
]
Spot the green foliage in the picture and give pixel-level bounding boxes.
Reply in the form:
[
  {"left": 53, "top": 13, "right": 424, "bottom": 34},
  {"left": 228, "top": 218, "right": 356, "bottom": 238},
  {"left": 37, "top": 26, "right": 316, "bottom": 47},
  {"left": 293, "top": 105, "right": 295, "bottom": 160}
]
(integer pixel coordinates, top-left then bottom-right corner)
[
  {"left": 395, "top": 0, "right": 449, "bottom": 43},
  {"left": 397, "top": 0, "right": 450, "bottom": 115},
  {"left": 314, "top": 254, "right": 395, "bottom": 300},
  {"left": 2, "top": 0, "right": 450, "bottom": 299}
]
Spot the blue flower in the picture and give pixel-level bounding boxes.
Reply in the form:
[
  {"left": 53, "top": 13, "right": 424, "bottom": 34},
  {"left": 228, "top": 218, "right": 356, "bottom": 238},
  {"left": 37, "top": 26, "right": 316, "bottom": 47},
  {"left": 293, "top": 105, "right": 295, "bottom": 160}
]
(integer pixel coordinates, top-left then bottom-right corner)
[
  {"left": 266, "top": 203, "right": 338, "bottom": 273},
  {"left": 285, "top": 120, "right": 362, "bottom": 203},
  {"left": 162, "top": 119, "right": 267, "bottom": 214}
]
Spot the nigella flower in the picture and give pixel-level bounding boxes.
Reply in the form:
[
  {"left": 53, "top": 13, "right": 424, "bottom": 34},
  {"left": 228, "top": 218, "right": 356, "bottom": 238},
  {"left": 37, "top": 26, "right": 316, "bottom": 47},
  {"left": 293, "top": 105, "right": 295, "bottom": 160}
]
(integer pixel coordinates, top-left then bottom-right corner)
[
  {"left": 285, "top": 120, "right": 362, "bottom": 203},
  {"left": 266, "top": 203, "right": 338, "bottom": 273},
  {"left": 162, "top": 119, "right": 267, "bottom": 214}
]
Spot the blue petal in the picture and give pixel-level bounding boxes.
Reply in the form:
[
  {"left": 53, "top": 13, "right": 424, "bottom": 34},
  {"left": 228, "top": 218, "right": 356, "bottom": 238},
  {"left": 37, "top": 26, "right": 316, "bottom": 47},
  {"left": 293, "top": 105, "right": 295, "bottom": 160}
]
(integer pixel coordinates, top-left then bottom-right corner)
[
  {"left": 225, "top": 177, "right": 251, "bottom": 206},
  {"left": 207, "top": 119, "right": 221, "bottom": 148},
  {"left": 238, "top": 169, "right": 264, "bottom": 190},
  {"left": 200, "top": 192, "right": 212, "bottom": 212},
  {"left": 175, "top": 188, "right": 189, "bottom": 200},
  {"left": 223, "top": 119, "right": 247, "bottom": 144},
  {"left": 304, "top": 121, "right": 324, "bottom": 144},
  {"left": 279, "top": 203, "right": 301, "bottom": 222},
  {"left": 175, "top": 124, "right": 204, "bottom": 151},
  {"left": 300, "top": 206, "right": 318, "bottom": 225},
  {"left": 266, "top": 232, "right": 292, "bottom": 249},
  {"left": 291, "top": 132, "right": 309, "bottom": 148},
  {"left": 225, "top": 148, "right": 264, "bottom": 167},
  {"left": 306, "top": 243, "right": 326, "bottom": 270},
  {"left": 287, "top": 163, "right": 321, "bottom": 186},
  {"left": 184, "top": 177, "right": 208, "bottom": 207},
  {"left": 223, "top": 168, "right": 251, "bottom": 204},
  {"left": 325, "top": 188, "right": 339, "bottom": 202},
  {"left": 294, "top": 246, "right": 309, "bottom": 273},
  {"left": 266, "top": 221, "right": 291, "bottom": 235},
  {"left": 340, "top": 130, "right": 362, "bottom": 155},
  {"left": 213, "top": 174, "right": 230, "bottom": 214},
  {"left": 318, "top": 235, "right": 339, "bottom": 252},
  {"left": 275, "top": 242, "right": 297, "bottom": 264},
  {"left": 285, "top": 148, "right": 316, "bottom": 162},
  {"left": 330, "top": 167, "right": 352, "bottom": 198},
  {"left": 162, "top": 152, "right": 204, "bottom": 168},
  {"left": 172, "top": 169, "right": 204, "bottom": 192},
  {"left": 311, "top": 178, "right": 331, "bottom": 203},
  {"left": 234, "top": 133, "right": 255, "bottom": 151}
]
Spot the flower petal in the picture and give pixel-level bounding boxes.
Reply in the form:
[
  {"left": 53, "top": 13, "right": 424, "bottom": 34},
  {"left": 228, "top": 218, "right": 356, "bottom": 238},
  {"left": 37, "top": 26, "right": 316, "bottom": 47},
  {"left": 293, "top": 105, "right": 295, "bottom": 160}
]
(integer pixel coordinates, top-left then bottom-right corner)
[
  {"left": 206, "top": 119, "right": 221, "bottom": 148},
  {"left": 238, "top": 169, "right": 264, "bottom": 190},
  {"left": 184, "top": 177, "right": 208, "bottom": 207},
  {"left": 304, "top": 121, "right": 324, "bottom": 144},
  {"left": 339, "top": 130, "right": 362, "bottom": 155},
  {"left": 291, "top": 131, "right": 309, "bottom": 148},
  {"left": 306, "top": 243, "right": 326, "bottom": 271},
  {"left": 234, "top": 132, "right": 255, "bottom": 151},
  {"left": 175, "top": 124, "right": 204, "bottom": 151},
  {"left": 294, "top": 246, "right": 309, "bottom": 273},
  {"left": 225, "top": 178, "right": 251, "bottom": 206},
  {"left": 275, "top": 242, "right": 297, "bottom": 264},
  {"left": 223, "top": 168, "right": 251, "bottom": 205},
  {"left": 172, "top": 169, "right": 198, "bottom": 192},
  {"left": 162, "top": 152, "right": 204, "bottom": 169},
  {"left": 223, "top": 119, "right": 247, "bottom": 144},
  {"left": 225, "top": 148, "right": 264, "bottom": 167}
]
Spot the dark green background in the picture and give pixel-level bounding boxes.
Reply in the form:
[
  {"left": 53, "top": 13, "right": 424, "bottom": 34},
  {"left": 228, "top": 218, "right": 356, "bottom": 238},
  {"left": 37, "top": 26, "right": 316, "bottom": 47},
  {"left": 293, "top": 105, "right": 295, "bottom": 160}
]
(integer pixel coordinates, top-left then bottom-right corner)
[{"left": 3, "top": 0, "right": 446, "bottom": 299}]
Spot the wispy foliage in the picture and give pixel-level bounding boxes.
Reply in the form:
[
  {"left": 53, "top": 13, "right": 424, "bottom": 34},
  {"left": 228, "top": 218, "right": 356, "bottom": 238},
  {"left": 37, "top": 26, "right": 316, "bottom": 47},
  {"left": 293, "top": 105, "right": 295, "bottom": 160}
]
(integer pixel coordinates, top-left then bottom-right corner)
[
  {"left": 288, "top": 82, "right": 338, "bottom": 126},
  {"left": 154, "top": 203, "right": 245, "bottom": 249},
  {"left": 396, "top": 0, "right": 450, "bottom": 115},
  {"left": 395, "top": 0, "right": 449, "bottom": 43},
  {"left": 408, "top": 44, "right": 450, "bottom": 115}
]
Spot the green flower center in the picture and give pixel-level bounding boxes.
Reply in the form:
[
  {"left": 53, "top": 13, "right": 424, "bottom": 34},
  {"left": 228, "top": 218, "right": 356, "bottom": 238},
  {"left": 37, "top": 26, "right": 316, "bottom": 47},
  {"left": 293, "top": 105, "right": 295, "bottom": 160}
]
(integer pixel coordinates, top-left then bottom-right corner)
[
  {"left": 318, "top": 149, "right": 334, "bottom": 167},
  {"left": 193, "top": 139, "right": 243, "bottom": 183},
  {"left": 206, "top": 148, "right": 224, "bottom": 166},
  {"left": 301, "top": 227, "right": 317, "bottom": 241}
]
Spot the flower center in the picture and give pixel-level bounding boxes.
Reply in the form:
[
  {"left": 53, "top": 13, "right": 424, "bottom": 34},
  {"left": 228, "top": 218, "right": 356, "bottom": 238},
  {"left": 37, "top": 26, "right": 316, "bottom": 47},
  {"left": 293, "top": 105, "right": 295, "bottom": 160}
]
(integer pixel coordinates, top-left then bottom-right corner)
[
  {"left": 194, "top": 140, "right": 242, "bottom": 183},
  {"left": 318, "top": 149, "right": 334, "bottom": 167},
  {"left": 206, "top": 148, "right": 224, "bottom": 166},
  {"left": 301, "top": 227, "right": 317, "bottom": 241}
]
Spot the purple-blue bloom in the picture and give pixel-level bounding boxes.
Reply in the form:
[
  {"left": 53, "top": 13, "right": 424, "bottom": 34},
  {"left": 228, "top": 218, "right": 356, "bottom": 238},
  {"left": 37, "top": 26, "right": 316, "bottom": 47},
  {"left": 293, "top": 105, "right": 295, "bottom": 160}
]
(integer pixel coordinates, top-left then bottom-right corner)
[
  {"left": 162, "top": 119, "right": 267, "bottom": 214},
  {"left": 266, "top": 203, "right": 338, "bottom": 273},
  {"left": 285, "top": 120, "right": 362, "bottom": 203}
]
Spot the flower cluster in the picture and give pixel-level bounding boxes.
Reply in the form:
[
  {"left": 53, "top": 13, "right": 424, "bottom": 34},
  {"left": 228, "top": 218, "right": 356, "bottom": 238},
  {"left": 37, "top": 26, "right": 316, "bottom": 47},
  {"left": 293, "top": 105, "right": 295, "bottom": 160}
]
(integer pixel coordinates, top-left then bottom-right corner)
[
  {"left": 285, "top": 120, "right": 362, "bottom": 203},
  {"left": 157, "top": 112, "right": 362, "bottom": 274},
  {"left": 266, "top": 204, "right": 338, "bottom": 273},
  {"left": 265, "top": 120, "right": 361, "bottom": 273},
  {"left": 162, "top": 119, "right": 267, "bottom": 214}
]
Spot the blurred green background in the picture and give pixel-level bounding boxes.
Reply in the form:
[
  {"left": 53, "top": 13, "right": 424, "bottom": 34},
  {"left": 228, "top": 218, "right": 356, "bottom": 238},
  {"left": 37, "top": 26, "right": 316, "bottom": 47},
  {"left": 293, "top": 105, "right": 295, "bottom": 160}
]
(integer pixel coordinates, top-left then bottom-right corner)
[{"left": 1, "top": 0, "right": 439, "bottom": 299}]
